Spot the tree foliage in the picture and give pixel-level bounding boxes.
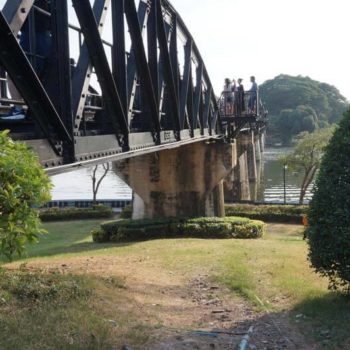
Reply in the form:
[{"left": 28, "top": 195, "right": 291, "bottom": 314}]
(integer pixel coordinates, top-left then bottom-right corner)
[
  {"left": 260, "top": 75, "right": 348, "bottom": 145},
  {"left": 0, "top": 131, "right": 51, "bottom": 259},
  {"left": 306, "top": 109, "right": 350, "bottom": 292},
  {"left": 283, "top": 128, "right": 334, "bottom": 204}
]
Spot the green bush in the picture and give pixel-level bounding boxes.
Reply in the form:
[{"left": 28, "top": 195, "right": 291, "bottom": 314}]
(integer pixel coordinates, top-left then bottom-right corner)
[
  {"left": 225, "top": 204, "right": 308, "bottom": 223},
  {"left": 91, "top": 229, "right": 109, "bottom": 243},
  {"left": 231, "top": 221, "right": 264, "bottom": 239},
  {"left": 0, "top": 130, "right": 51, "bottom": 259},
  {"left": 306, "top": 109, "right": 350, "bottom": 292},
  {"left": 119, "top": 205, "right": 132, "bottom": 219},
  {"left": 40, "top": 205, "right": 113, "bottom": 222},
  {"left": 92, "top": 216, "right": 266, "bottom": 243}
]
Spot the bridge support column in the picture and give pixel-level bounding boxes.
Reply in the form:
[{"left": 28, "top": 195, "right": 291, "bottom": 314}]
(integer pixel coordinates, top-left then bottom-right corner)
[
  {"left": 246, "top": 131, "right": 257, "bottom": 182},
  {"left": 254, "top": 132, "right": 262, "bottom": 162},
  {"left": 224, "top": 134, "right": 251, "bottom": 202},
  {"left": 259, "top": 132, "right": 266, "bottom": 153},
  {"left": 113, "top": 141, "right": 235, "bottom": 219}
]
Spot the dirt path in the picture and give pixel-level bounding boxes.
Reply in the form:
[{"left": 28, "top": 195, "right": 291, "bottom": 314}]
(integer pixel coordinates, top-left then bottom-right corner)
[{"left": 9, "top": 256, "right": 311, "bottom": 349}]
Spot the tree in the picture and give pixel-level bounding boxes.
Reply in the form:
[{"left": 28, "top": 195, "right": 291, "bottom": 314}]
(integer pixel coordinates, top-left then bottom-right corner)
[
  {"left": 91, "top": 163, "right": 110, "bottom": 205},
  {"left": 282, "top": 127, "right": 334, "bottom": 204},
  {"left": 260, "top": 74, "right": 348, "bottom": 145},
  {"left": 306, "top": 109, "right": 350, "bottom": 292},
  {"left": 0, "top": 130, "right": 51, "bottom": 259}
]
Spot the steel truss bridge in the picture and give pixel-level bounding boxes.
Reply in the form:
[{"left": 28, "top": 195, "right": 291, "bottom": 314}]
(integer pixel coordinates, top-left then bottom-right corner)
[{"left": 0, "top": 0, "right": 267, "bottom": 175}]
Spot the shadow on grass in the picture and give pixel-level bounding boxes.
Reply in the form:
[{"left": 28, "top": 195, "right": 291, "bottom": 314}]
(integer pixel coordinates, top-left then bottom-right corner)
[
  {"left": 203, "top": 293, "right": 350, "bottom": 349},
  {"left": 27, "top": 241, "right": 136, "bottom": 259},
  {"left": 0, "top": 241, "right": 137, "bottom": 264},
  {"left": 0, "top": 219, "right": 136, "bottom": 262},
  {"left": 291, "top": 292, "right": 350, "bottom": 348}
]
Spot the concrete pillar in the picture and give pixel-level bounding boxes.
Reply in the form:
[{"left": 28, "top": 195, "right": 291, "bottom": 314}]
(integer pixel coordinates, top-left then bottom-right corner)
[
  {"left": 254, "top": 133, "right": 262, "bottom": 162},
  {"left": 259, "top": 132, "right": 266, "bottom": 153},
  {"left": 246, "top": 132, "right": 257, "bottom": 182},
  {"left": 228, "top": 134, "right": 251, "bottom": 201},
  {"left": 132, "top": 193, "right": 145, "bottom": 220},
  {"left": 213, "top": 180, "right": 225, "bottom": 217},
  {"left": 113, "top": 141, "right": 235, "bottom": 219}
]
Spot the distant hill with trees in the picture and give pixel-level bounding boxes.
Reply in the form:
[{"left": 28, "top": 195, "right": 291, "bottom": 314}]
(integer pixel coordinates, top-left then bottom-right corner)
[{"left": 259, "top": 75, "right": 349, "bottom": 145}]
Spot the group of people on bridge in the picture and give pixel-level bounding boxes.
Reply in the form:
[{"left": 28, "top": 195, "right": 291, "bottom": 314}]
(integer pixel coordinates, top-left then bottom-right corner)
[{"left": 221, "top": 76, "right": 258, "bottom": 117}]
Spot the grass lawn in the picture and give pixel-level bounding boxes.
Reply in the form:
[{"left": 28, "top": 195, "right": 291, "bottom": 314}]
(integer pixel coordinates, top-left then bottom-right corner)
[{"left": 0, "top": 220, "right": 349, "bottom": 349}]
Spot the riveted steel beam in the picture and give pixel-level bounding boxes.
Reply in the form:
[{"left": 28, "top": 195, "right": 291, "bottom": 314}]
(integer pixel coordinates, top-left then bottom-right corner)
[
  {"left": 156, "top": 0, "right": 180, "bottom": 139},
  {"left": 193, "top": 61, "right": 203, "bottom": 130},
  {"left": 124, "top": 0, "right": 161, "bottom": 140},
  {"left": 147, "top": 0, "right": 159, "bottom": 112},
  {"left": 203, "top": 86, "right": 212, "bottom": 129},
  {"left": 71, "top": 0, "right": 111, "bottom": 134},
  {"left": 2, "top": 0, "right": 34, "bottom": 34},
  {"left": 0, "top": 11, "right": 72, "bottom": 150},
  {"left": 72, "top": 0, "right": 129, "bottom": 149},
  {"left": 179, "top": 39, "right": 192, "bottom": 128},
  {"left": 112, "top": 0, "right": 128, "bottom": 117},
  {"left": 126, "top": 0, "right": 149, "bottom": 124}
]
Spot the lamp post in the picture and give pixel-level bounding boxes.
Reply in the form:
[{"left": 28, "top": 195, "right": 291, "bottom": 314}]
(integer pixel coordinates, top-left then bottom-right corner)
[{"left": 283, "top": 164, "right": 288, "bottom": 204}]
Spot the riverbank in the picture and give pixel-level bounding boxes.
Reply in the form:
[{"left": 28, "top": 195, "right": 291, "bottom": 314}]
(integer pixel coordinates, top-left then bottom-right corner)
[{"left": 1, "top": 221, "right": 348, "bottom": 349}]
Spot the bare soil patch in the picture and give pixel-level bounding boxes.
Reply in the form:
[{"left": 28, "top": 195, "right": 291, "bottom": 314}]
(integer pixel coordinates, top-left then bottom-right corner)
[{"left": 8, "top": 254, "right": 311, "bottom": 349}]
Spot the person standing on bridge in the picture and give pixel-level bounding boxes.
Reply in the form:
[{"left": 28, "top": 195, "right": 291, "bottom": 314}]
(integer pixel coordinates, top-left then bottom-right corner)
[
  {"left": 231, "top": 78, "right": 238, "bottom": 116},
  {"left": 223, "top": 78, "right": 234, "bottom": 115},
  {"left": 237, "top": 78, "right": 245, "bottom": 116},
  {"left": 248, "top": 76, "right": 258, "bottom": 115}
]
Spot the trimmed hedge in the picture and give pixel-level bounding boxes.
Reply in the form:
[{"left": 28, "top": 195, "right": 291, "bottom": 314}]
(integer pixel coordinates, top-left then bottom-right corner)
[
  {"left": 225, "top": 204, "right": 308, "bottom": 224},
  {"left": 92, "top": 216, "right": 265, "bottom": 243},
  {"left": 39, "top": 205, "right": 114, "bottom": 222}
]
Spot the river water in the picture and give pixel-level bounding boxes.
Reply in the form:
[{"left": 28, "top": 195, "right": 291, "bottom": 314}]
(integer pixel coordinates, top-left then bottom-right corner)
[
  {"left": 50, "top": 147, "right": 312, "bottom": 204},
  {"left": 257, "top": 147, "right": 313, "bottom": 204}
]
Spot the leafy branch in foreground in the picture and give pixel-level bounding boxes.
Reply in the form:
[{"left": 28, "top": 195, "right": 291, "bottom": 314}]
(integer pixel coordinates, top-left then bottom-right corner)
[{"left": 0, "top": 130, "right": 51, "bottom": 259}]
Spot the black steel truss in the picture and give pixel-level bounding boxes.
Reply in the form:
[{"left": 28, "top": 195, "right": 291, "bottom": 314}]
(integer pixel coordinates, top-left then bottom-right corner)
[{"left": 0, "top": 0, "right": 266, "bottom": 170}]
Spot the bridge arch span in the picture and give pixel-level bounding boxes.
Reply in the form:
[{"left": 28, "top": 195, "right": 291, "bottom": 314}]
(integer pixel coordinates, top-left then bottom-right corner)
[{"left": 0, "top": 0, "right": 221, "bottom": 168}]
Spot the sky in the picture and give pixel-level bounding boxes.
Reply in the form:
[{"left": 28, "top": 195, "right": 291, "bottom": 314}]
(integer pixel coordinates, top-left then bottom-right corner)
[{"left": 1, "top": 0, "right": 350, "bottom": 99}]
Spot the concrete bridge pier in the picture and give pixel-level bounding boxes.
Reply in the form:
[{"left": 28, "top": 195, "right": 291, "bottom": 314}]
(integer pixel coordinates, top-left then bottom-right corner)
[
  {"left": 249, "top": 132, "right": 263, "bottom": 201},
  {"left": 113, "top": 141, "right": 235, "bottom": 219},
  {"left": 254, "top": 132, "right": 262, "bottom": 162},
  {"left": 259, "top": 132, "right": 266, "bottom": 153},
  {"left": 224, "top": 134, "right": 251, "bottom": 202},
  {"left": 224, "top": 130, "right": 265, "bottom": 202},
  {"left": 247, "top": 131, "right": 258, "bottom": 182}
]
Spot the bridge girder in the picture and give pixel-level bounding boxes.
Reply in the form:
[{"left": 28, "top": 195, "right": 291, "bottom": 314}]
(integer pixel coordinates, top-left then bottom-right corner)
[{"left": 0, "top": 0, "right": 222, "bottom": 168}]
